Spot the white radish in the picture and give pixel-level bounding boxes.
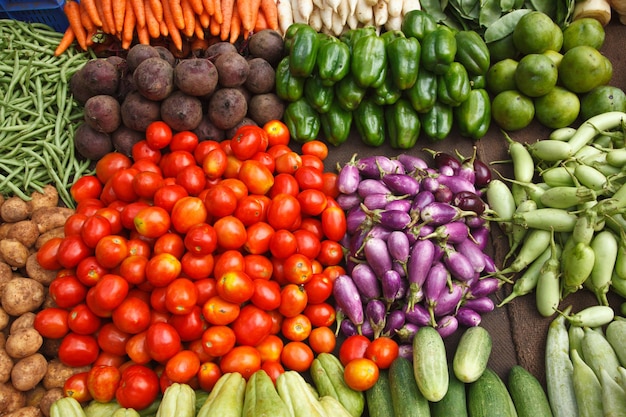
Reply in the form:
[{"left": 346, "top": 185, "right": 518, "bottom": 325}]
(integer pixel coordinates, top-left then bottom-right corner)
[
  {"left": 298, "top": 0, "right": 315, "bottom": 23},
  {"left": 331, "top": 11, "right": 346, "bottom": 36},
  {"left": 326, "top": 0, "right": 342, "bottom": 12},
  {"left": 364, "top": 0, "right": 379, "bottom": 6},
  {"left": 309, "top": 7, "right": 323, "bottom": 31},
  {"left": 402, "top": 0, "right": 422, "bottom": 15},
  {"left": 319, "top": 5, "right": 334, "bottom": 31},
  {"left": 385, "top": 14, "right": 403, "bottom": 31},
  {"left": 373, "top": 0, "right": 388, "bottom": 27},
  {"left": 277, "top": 0, "right": 294, "bottom": 34},
  {"left": 347, "top": 13, "right": 359, "bottom": 29},
  {"left": 337, "top": 0, "right": 350, "bottom": 25},
  {"left": 349, "top": 0, "right": 359, "bottom": 15},
  {"left": 356, "top": 0, "right": 374, "bottom": 24},
  {"left": 387, "top": 0, "right": 403, "bottom": 17}
]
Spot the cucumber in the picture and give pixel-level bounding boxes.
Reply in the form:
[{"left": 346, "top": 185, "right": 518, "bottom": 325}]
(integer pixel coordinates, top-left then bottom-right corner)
[
  {"left": 430, "top": 366, "right": 468, "bottom": 417},
  {"left": 366, "top": 369, "right": 395, "bottom": 417},
  {"left": 453, "top": 326, "right": 492, "bottom": 383},
  {"left": 389, "top": 357, "right": 431, "bottom": 417},
  {"left": 468, "top": 368, "right": 518, "bottom": 417},
  {"left": 413, "top": 326, "right": 449, "bottom": 402},
  {"left": 507, "top": 365, "right": 553, "bottom": 417}
]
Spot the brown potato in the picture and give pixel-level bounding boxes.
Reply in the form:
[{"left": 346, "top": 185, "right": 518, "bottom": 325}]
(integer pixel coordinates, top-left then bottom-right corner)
[
  {"left": 3, "top": 405, "right": 43, "bottom": 417},
  {"left": 9, "top": 313, "right": 35, "bottom": 334},
  {"left": 39, "top": 388, "right": 63, "bottom": 417},
  {"left": 31, "top": 207, "right": 74, "bottom": 234},
  {"left": 25, "top": 255, "right": 56, "bottom": 286},
  {"left": 1, "top": 278, "right": 45, "bottom": 316},
  {"left": 0, "top": 307, "right": 8, "bottom": 331},
  {"left": 27, "top": 186, "right": 59, "bottom": 213},
  {"left": 0, "top": 348, "right": 12, "bottom": 384},
  {"left": 42, "top": 360, "right": 90, "bottom": 390},
  {"left": 0, "top": 223, "right": 11, "bottom": 240},
  {"left": 5, "top": 328, "right": 43, "bottom": 359},
  {"left": 0, "top": 382, "right": 26, "bottom": 415},
  {"left": 0, "top": 239, "right": 30, "bottom": 269},
  {"left": 11, "top": 354, "right": 47, "bottom": 391},
  {"left": 0, "top": 262, "right": 14, "bottom": 298},
  {"left": 0, "top": 198, "right": 31, "bottom": 223},
  {"left": 6, "top": 221, "right": 39, "bottom": 249},
  {"left": 39, "top": 338, "right": 61, "bottom": 361},
  {"left": 24, "top": 385, "right": 46, "bottom": 408}
]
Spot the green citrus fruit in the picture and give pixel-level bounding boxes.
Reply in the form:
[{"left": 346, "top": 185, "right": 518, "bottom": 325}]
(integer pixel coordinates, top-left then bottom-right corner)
[
  {"left": 558, "top": 45, "right": 612, "bottom": 93},
  {"left": 580, "top": 85, "right": 626, "bottom": 120},
  {"left": 486, "top": 58, "right": 518, "bottom": 95},
  {"left": 487, "top": 34, "right": 519, "bottom": 62},
  {"left": 514, "top": 53, "right": 558, "bottom": 97},
  {"left": 534, "top": 86, "right": 580, "bottom": 129},
  {"left": 491, "top": 90, "right": 535, "bottom": 131},
  {"left": 543, "top": 50, "right": 563, "bottom": 68},
  {"left": 512, "top": 11, "right": 563, "bottom": 54},
  {"left": 562, "top": 17, "right": 605, "bottom": 52}
]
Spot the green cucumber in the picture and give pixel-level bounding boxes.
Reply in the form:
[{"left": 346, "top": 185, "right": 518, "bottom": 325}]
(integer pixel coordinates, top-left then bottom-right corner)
[
  {"left": 468, "top": 368, "right": 518, "bottom": 417},
  {"left": 413, "top": 326, "right": 449, "bottom": 402},
  {"left": 453, "top": 326, "right": 492, "bottom": 383},
  {"left": 389, "top": 357, "right": 431, "bottom": 417},
  {"left": 366, "top": 369, "right": 395, "bottom": 417},
  {"left": 430, "top": 366, "right": 468, "bottom": 417},
  {"left": 507, "top": 365, "right": 553, "bottom": 417}
]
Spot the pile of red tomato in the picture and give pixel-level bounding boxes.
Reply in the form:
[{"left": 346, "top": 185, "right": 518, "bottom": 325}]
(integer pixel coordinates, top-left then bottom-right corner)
[{"left": 32, "top": 120, "right": 350, "bottom": 410}]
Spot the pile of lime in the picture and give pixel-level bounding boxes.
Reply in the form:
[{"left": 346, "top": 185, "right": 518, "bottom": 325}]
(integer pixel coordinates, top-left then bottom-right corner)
[{"left": 486, "top": 12, "right": 626, "bottom": 131}]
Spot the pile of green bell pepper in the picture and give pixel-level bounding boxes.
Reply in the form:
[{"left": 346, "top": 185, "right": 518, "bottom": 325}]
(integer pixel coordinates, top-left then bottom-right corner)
[{"left": 276, "top": 10, "right": 493, "bottom": 147}]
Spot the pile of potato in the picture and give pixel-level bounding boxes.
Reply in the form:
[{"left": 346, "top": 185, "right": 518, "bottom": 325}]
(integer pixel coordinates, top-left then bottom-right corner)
[{"left": 0, "top": 186, "right": 86, "bottom": 417}]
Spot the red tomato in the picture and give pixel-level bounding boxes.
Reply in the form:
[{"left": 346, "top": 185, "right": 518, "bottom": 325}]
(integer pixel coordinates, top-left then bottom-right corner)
[
  {"left": 251, "top": 151, "right": 275, "bottom": 173},
  {"left": 76, "top": 256, "right": 108, "bottom": 287},
  {"left": 201, "top": 325, "right": 236, "bottom": 357},
  {"left": 68, "top": 303, "right": 102, "bottom": 335},
  {"left": 119, "top": 255, "right": 148, "bottom": 286},
  {"left": 321, "top": 206, "right": 347, "bottom": 242},
  {"left": 213, "top": 215, "right": 247, "bottom": 250},
  {"left": 132, "top": 171, "right": 164, "bottom": 200},
  {"left": 34, "top": 308, "right": 69, "bottom": 339},
  {"left": 230, "top": 125, "right": 264, "bottom": 160},
  {"left": 171, "top": 196, "right": 208, "bottom": 234},
  {"left": 154, "top": 184, "right": 189, "bottom": 213},
  {"left": 88, "top": 365, "right": 121, "bottom": 402},
  {"left": 180, "top": 252, "right": 214, "bottom": 280},
  {"left": 132, "top": 140, "right": 162, "bottom": 164},
  {"left": 49, "top": 275, "right": 87, "bottom": 309},
  {"left": 269, "top": 229, "right": 297, "bottom": 259},
  {"left": 57, "top": 235, "right": 92, "bottom": 269},
  {"left": 339, "top": 335, "right": 372, "bottom": 366},
  {"left": 308, "top": 327, "right": 336, "bottom": 354},
  {"left": 116, "top": 365, "right": 160, "bottom": 410},
  {"left": 125, "top": 331, "right": 152, "bottom": 365},
  {"left": 97, "top": 322, "right": 132, "bottom": 356},
  {"left": 153, "top": 233, "right": 185, "bottom": 258},
  {"left": 268, "top": 173, "right": 299, "bottom": 198},
  {"left": 281, "top": 314, "right": 312, "bottom": 342},
  {"left": 184, "top": 223, "right": 218, "bottom": 255},
  {"left": 204, "top": 184, "right": 238, "bottom": 218},
  {"left": 216, "top": 270, "right": 254, "bottom": 304},
  {"left": 243, "top": 254, "right": 273, "bottom": 281},
  {"left": 275, "top": 152, "right": 302, "bottom": 175},
  {"left": 145, "top": 253, "right": 182, "bottom": 287},
  {"left": 316, "top": 239, "right": 344, "bottom": 266},
  {"left": 134, "top": 206, "right": 171, "bottom": 239},
  {"left": 238, "top": 160, "right": 275, "bottom": 195},
  {"left": 303, "top": 273, "right": 333, "bottom": 304},
  {"left": 170, "top": 130, "right": 199, "bottom": 152},
  {"left": 243, "top": 221, "right": 274, "bottom": 255},
  {"left": 261, "top": 360, "right": 285, "bottom": 383},
  {"left": 278, "top": 283, "right": 307, "bottom": 318},
  {"left": 95, "top": 235, "right": 129, "bottom": 269},
  {"left": 234, "top": 195, "right": 265, "bottom": 226},
  {"left": 146, "top": 121, "right": 173, "bottom": 150},
  {"left": 297, "top": 189, "right": 328, "bottom": 217},
  {"left": 250, "top": 279, "right": 281, "bottom": 311},
  {"left": 112, "top": 296, "right": 152, "bottom": 334},
  {"left": 64, "top": 213, "right": 88, "bottom": 237},
  {"left": 165, "top": 350, "right": 201, "bottom": 384},
  {"left": 58, "top": 332, "right": 100, "bottom": 367},
  {"left": 282, "top": 253, "right": 313, "bottom": 285},
  {"left": 168, "top": 305, "right": 206, "bottom": 342},
  {"left": 301, "top": 140, "right": 328, "bottom": 160},
  {"left": 64, "top": 372, "right": 93, "bottom": 403},
  {"left": 120, "top": 201, "right": 151, "bottom": 231},
  {"left": 81, "top": 214, "right": 113, "bottom": 248},
  {"left": 280, "top": 341, "right": 314, "bottom": 372},
  {"left": 161, "top": 150, "right": 197, "bottom": 179},
  {"left": 263, "top": 120, "right": 290, "bottom": 147},
  {"left": 76, "top": 198, "right": 106, "bottom": 216},
  {"left": 176, "top": 165, "right": 207, "bottom": 196},
  {"left": 90, "top": 273, "right": 129, "bottom": 312},
  {"left": 219, "top": 178, "right": 249, "bottom": 200},
  {"left": 194, "top": 140, "right": 220, "bottom": 165},
  {"left": 96, "top": 206, "right": 123, "bottom": 234},
  {"left": 146, "top": 322, "right": 182, "bottom": 363},
  {"left": 36, "top": 237, "right": 63, "bottom": 270},
  {"left": 213, "top": 250, "right": 245, "bottom": 279},
  {"left": 96, "top": 152, "right": 132, "bottom": 184},
  {"left": 219, "top": 346, "right": 262, "bottom": 379},
  {"left": 293, "top": 229, "right": 322, "bottom": 259},
  {"left": 165, "top": 278, "right": 199, "bottom": 315},
  {"left": 267, "top": 194, "right": 301, "bottom": 231},
  {"left": 197, "top": 362, "right": 222, "bottom": 392},
  {"left": 202, "top": 147, "right": 228, "bottom": 180},
  {"left": 201, "top": 295, "right": 240, "bottom": 326},
  {"left": 294, "top": 166, "right": 324, "bottom": 190},
  {"left": 231, "top": 304, "right": 273, "bottom": 347},
  {"left": 194, "top": 278, "right": 217, "bottom": 306},
  {"left": 255, "top": 334, "right": 283, "bottom": 363},
  {"left": 321, "top": 172, "right": 340, "bottom": 199},
  {"left": 110, "top": 168, "right": 140, "bottom": 202},
  {"left": 71, "top": 176, "right": 104, "bottom": 203},
  {"left": 365, "top": 337, "right": 400, "bottom": 369}
]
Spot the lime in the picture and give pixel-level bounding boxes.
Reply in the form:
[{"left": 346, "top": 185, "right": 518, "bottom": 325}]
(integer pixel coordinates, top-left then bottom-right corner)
[
  {"left": 512, "top": 11, "right": 563, "bottom": 54},
  {"left": 486, "top": 58, "right": 518, "bottom": 95},
  {"left": 534, "top": 86, "right": 580, "bottom": 129},
  {"left": 491, "top": 90, "right": 535, "bottom": 131},
  {"left": 562, "top": 17, "right": 605, "bottom": 52},
  {"left": 559, "top": 45, "right": 612, "bottom": 93},
  {"left": 488, "top": 34, "right": 519, "bottom": 62},
  {"left": 580, "top": 85, "right": 626, "bottom": 120},
  {"left": 543, "top": 50, "right": 563, "bottom": 68},
  {"left": 514, "top": 54, "right": 558, "bottom": 97}
]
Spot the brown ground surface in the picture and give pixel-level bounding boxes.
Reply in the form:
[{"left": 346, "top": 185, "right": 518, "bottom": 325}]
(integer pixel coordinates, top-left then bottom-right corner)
[{"left": 316, "top": 16, "right": 626, "bottom": 387}]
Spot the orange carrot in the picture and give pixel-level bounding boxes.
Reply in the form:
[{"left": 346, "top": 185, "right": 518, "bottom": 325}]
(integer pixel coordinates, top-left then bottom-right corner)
[
  {"left": 202, "top": 0, "right": 214, "bottom": 17},
  {"left": 80, "top": 0, "right": 96, "bottom": 32},
  {"left": 193, "top": 17, "right": 206, "bottom": 40},
  {"left": 187, "top": 0, "right": 204, "bottom": 15},
  {"left": 81, "top": 0, "right": 103, "bottom": 28},
  {"left": 163, "top": 0, "right": 184, "bottom": 51},
  {"left": 160, "top": 19, "right": 169, "bottom": 36},
  {"left": 199, "top": 8, "right": 210, "bottom": 28},
  {"left": 144, "top": 0, "right": 161, "bottom": 38},
  {"left": 169, "top": 0, "right": 186, "bottom": 30},
  {"left": 209, "top": 14, "right": 220, "bottom": 36},
  {"left": 121, "top": 0, "right": 136, "bottom": 49},
  {"left": 113, "top": 0, "right": 127, "bottom": 34},
  {"left": 260, "top": 0, "right": 278, "bottom": 30},
  {"left": 137, "top": 22, "right": 150, "bottom": 44},
  {"left": 149, "top": 0, "right": 164, "bottom": 21},
  {"left": 101, "top": 0, "right": 117, "bottom": 35},
  {"left": 131, "top": 0, "right": 146, "bottom": 29},
  {"left": 54, "top": 26, "right": 76, "bottom": 56},
  {"left": 219, "top": 0, "right": 234, "bottom": 41},
  {"left": 180, "top": 0, "right": 196, "bottom": 37},
  {"left": 229, "top": 3, "right": 241, "bottom": 43},
  {"left": 63, "top": 0, "right": 88, "bottom": 50},
  {"left": 95, "top": 0, "right": 112, "bottom": 34},
  {"left": 254, "top": 8, "right": 268, "bottom": 32},
  {"left": 213, "top": 0, "right": 223, "bottom": 24},
  {"left": 238, "top": 0, "right": 261, "bottom": 33}
]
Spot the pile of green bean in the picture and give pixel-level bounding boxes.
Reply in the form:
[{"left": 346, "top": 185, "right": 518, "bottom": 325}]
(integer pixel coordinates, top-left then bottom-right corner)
[
  {"left": 0, "top": 19, "right": 93, "bottom": 207},
  {"left": 487, "top": 111, "right": 626, "bottom": 314}
]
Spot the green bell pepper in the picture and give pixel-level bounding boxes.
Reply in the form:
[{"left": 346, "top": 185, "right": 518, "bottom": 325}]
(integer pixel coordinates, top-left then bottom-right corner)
[
  {"left": 340, "top": 27, "right": 376, "bottom": 52},
  {"left": 420, "top": 101, "right": 453, "bottom": 142},
  {"left": 385, "top": 98, "right": 421, "bottom": 149},
  {"left": 335, "top": 73, "right": 367, "bottom": 111},
  {"left": 401, "top": 9, "right": 438, "bottom": 42},
  {"left": 387, "top": 36, "right": 421, "bottom": 90},
  {"left": 304, "top": 75, "right": 334, "bottom": 114},
  {"left": 470, "top": 74, "right": 486, "bottom": 89},
  {"left": 351, "top": 33, "right": 387, "bottom": 89},
  {"left": 455, "top": 30, "right": 491, "bottom": 76},
  {"left": 284, "top": 98, "right": 321, "bottom": 143},
  {"left": 404, "top": 67, "right": 437, "bottom": 113},
  {"left": 437, "top": 61, "right": 471, "bottom": 107},
  {"left": 316, "top": 37, "right": 351, "bottom": 86},
  {"left": 321, "top": 99, "right": 353, "bottom": 147},
  {"left": 283, "top": 23, "right": 309, "bottom": 52},
  {"left": 354, "top": 97, "right": 386, "bottom": 147},
  {"left": 454, "top": 88, "right": 492, "bottom": 140},
  {"left": 275, "top": 56, "right": 304, "bottom": 102},
  {"left": 373, "top": 73, "right": 402, "bottom": 106},
  {"left": 380, "top": 30, "right": 406, "bottom": 46},
  {"left": 421, "top": 26, "right": 457, "bottom": 75},
  {"left": 289, "top": 25, "right": 320, "bottom": 78}
]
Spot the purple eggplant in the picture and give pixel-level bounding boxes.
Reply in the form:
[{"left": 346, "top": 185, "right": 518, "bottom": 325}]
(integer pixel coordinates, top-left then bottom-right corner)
[
  {"left": 436, "top": 173, "right": 477, "bottom": 194},
  {"left": 363, "top": 193, "right": 409, "bottom": 210},
  {"left": 436, "top": 315, "right": 459, "bottom": 338},
  {"left": 461, "top": 296, "right": 495, "bottom": 313},
  {"left": 375, "top": 209, "right": 412, "bottom": 230},
  {"left": 382, "top": 173, "right": 421, "bottom": 196},
  {"left": 385, "top": 198, "right": 412, "bottom": 213},
  {"left": 456, "top": 307, "right": 482, "bottom": 327},
  {"left": 471, "top": 226, "right": 491, "bottom": 251},
  {"left": 411, "top": 190, "right": 436, "bottom": 216},
  {"left": 393, "top": 261, "right": 407, "bottom": 278},
  {"left": 388, "top": 231, "right": 410, "bottom": 263},
  {"left": 425, "top": 221, "right": 470, "bottom": 244},
  {"left": 366, "top": 299, "right": 387, "bottom": 338},
  {"left": 421, "top": 176, "right": 440, "bottom": 193},
  {"left": 358, "top": 179, "right": 391, "bottom": 197},
  {"left": 396, "top": 323, "right": 420, "bottom": 344},
  {"left": 382, "top": 269, "right": 405, "bottom": 306},
  {"left": 346, "top": 205, "right": 369, "bottom": 234},
  {"left": 465, "top": 215, "right": 486, "bottom": 229},
  {"left": 455, "top": 238, "right": 487, "bottom": 273},
  {"left": 404, "top": 303, "right": 431, "bottom": 326},
  {"left": 406, "top": 238, "right": 436, "bottom": 308},
  {"left": 360, "top": 319, "right": 375, "bottom": 339},
  {"left": 434, "top": 185, "right": 454, "bottom": 203},
  {"left": 398, "top": 344, "right": 414, "bottom": 360},
  {"left": 443, "top": 247, "right": 476, "bottom": 282},
  {"left": 340, "top": 318, "right": 359, "bottom": 337},
  {"left": 420, "top": 202, "right": 474, "bottom": 226},
  {"left": 452, "top": 191, "right": 486, "bottom": 215},
  {"left": 424, "top": 262, "right": 451, "bottom": 308},
  {"left": 397, "top": 153, "right": 429, "bottom": 173},
  {"left": 383, "top": 309, "right": 406, "bottom": 337},
  {"left": 469, "top": 277, "right": 501, "bottom": 298},
  {"left": 364, "top": 237, "right": 393, "bottom": 279},
  {"left": 433, "top": 282, "right": 464, "bottom": 318},
  {"left": 351, "top": 263, "right": 382, "bottom": 300},
  {"left": 427, "top": 150, "right": 462, "bottom": 172},
  {"left": 333, "top": 275, "right": 364, "bottom": 328},
  {"left": 456, "top": 147, "right": 478, "bottom": 185},
  {"left": 338, "top": 155, "right": 361, "bottom": 194},
  {"left": 482, "top": 253, "right": 497, "bottom": 274},
  {"left": 367, "top": 224, "right": 393, "bottom": 241},
  {"left": 337, "top": 192, "right": 362, "bottom": 211},
  {"left": 439, "top": 165, "right": 456, "bottom": 177},
  {"left": 349, "top": 230, "right": 368, "bottom": 259},
  {"left": 473, "top": 158, "right": 492, "bottom": 188},
  {"left": 357, "top": 155, "right": 396, "bottom": 178}
]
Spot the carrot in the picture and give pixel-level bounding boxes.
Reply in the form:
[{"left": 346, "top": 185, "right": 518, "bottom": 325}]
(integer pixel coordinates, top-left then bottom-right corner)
[
  {"left": 64, "top": 0, "right": 88, "bottom": 50},
  {"left": 101, "top": 0, "right": 117, "bottom": 35},
  {"left": 81, "top": 0, "right": 103, "bottom": 28},
  {"left": 213, "top": 0, "right": 223, "bottom": 24},
  {"left": 202, "top": 0, "right": 214, "bottom": 17},
  {"left": 80, "top": 0, "right": 96, "bottom": 33},
  {"left": 219, "top": 0, "right": 235, "bottom": 41},
  {"left": 238, "top": 0, "right": 261, "bottom": 33},
  {"left": 144, "top": 0, "right": 161, "bottom": 38},
  {"left": 54, "top": 26, "right": 76, "bottom": 56},
  {"left": 193, "top": 18, "right": 206, "bottom": 40},
  {"left": 260, "top": 0, "right": 278, "bottom": 30},
  {"left": 199, "top": 8, "right": 211, "bottom": 27},
  {"left": 113, "top": 0, "right": 127, "bottom": 34},
  {"left": 180, "top": 0, "right": 196, "bottom": 37},
  {"left": 188, "top": 0, "right": 204, "bottom": 15},
  {"left": 169, "top": 0, "right": 186, "bottom": 29},
  {"left": 209, "top": 13, "right": 221, "bottom": 36},
  {"left": 137, "top": 22, "right": 150, "bottom": 44},
  {"left": 229, "top": 3, "right": 241, "bottom": 43},
  {"left": 121, "top": 0, "right": 136, "bottom": 49},
  {"left": 131, "top": 0, "right": 147, "bottom": 29},
  {"left": 95, "top": 0, "right": 112, "bottom": 33},
  {"left": 149, "top": 0, "right": 164, "bottom": 21},
  {"left": 163, "top": 0, "right": 184, "bottom": 51},
  {"left": 160, "top": 19, "right": 169, "bottom": 36},
  {"left": 254, "top": 7, "right": 268, "bottom": 32}
]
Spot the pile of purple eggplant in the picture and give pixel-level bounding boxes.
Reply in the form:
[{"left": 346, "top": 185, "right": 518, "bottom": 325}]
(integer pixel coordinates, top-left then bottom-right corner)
[{"left": 333, "top": 149, "right": 501, "bottom": 351}]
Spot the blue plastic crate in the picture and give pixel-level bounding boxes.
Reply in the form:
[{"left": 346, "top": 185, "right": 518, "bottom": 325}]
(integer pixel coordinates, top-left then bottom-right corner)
[{"left": 0, "top": 0, "right": 68, "bottom": 32}]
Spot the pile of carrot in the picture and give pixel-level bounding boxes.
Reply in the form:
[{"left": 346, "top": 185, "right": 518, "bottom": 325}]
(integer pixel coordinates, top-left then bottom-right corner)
[{"left": 55, "top": 0, "right": 279, "bottom": 56}]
